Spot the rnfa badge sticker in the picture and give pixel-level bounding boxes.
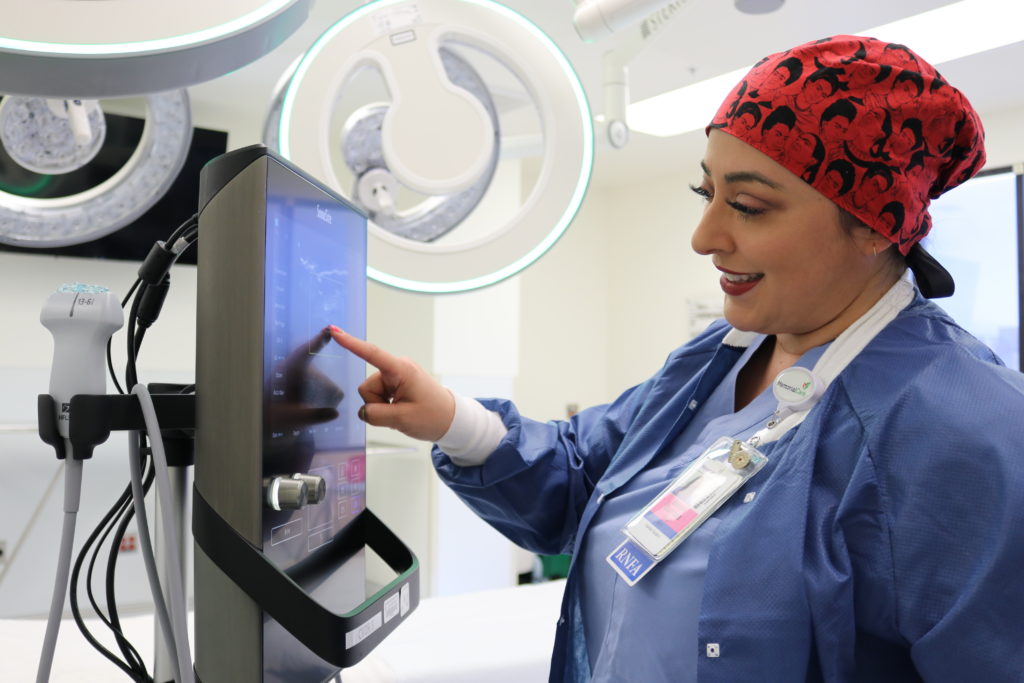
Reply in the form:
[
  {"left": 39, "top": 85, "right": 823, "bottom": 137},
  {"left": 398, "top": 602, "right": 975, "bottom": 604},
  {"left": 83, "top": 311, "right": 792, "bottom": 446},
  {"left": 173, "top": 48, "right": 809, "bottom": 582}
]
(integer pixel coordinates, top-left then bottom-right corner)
[{"left": 606, "top": 538, "right": 657, "bottom": 586}]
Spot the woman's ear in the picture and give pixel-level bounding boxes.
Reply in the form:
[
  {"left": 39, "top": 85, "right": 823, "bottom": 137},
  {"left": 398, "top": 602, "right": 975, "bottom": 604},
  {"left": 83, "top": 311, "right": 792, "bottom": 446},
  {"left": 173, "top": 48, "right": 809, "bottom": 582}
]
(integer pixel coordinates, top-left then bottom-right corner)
[
  {"left": 853, "top": 225, "right": 893, "bottom": 258},
  {"left": 870, "top": 239, "right": 894, "bottom": 258}
]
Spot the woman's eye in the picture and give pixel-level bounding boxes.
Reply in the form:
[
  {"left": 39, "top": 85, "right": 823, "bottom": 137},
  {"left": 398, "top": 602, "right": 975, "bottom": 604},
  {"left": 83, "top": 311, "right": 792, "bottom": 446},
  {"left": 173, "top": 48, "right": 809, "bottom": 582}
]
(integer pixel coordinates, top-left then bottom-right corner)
[
  {"left": 726, "top": 199, "right": 766, "bottom": 217},
  {"left": 689, "top": 184, "right": 712, "bottom": 201},
  {"left": 690, "top": 183, "right": 766, "bottom": 217}
]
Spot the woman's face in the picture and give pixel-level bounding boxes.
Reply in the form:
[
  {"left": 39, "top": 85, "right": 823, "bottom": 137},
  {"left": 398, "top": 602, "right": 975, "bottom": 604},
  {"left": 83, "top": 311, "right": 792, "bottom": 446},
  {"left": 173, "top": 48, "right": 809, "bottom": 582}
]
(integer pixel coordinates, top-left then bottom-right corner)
[
  {"left": 691, "top": 131, "right": 886, "bottom": 341},
  {"left": 890, "top": 126, "right": 917, "bottom": 157},
  {"left": 762, "top": 122, "right": 792, "bottom": 155},
  {"left": 820, "top": 114, "right": 851, "bottom": 141},
  {"left": 820, "top": 167, "right": 846, "bottom": 197},
  {"left": 764, "top": 67, "right": 793, "bottom": 92},
  {"left": 789, "top": 132, "right": 818, "bottom": 168},
  {"left": 734, "top": 111, "right": 758, "bottom": 134},
  {"left": 797, "top": 79, "right": 832, "bottom": 109},
  {"left": 885, "top": 79, "right": 918, "bottom": 109}
]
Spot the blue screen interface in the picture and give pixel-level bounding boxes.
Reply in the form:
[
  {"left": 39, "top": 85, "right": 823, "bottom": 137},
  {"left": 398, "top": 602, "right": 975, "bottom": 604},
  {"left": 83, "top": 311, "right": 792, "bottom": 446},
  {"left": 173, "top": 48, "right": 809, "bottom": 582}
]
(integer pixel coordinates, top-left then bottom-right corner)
[{"left": 261, "top": 157, "right": 367, "bottom": 682}]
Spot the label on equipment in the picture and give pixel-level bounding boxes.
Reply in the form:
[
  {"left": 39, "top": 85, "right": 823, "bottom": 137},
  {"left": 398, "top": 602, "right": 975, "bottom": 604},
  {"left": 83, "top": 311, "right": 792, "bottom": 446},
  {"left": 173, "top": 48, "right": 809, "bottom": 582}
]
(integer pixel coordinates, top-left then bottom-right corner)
[
  {"left": 372, "top": 4, "right": 421, "bottom": 35},
  {"left": 400, "top": 583, "right": 411, "bottom": 617},
  {"left": 383, "top": 593, "right": 400, "bottom": 623},
  {"left": 345, "top": 612, "right": 383, "bottom": 649}
]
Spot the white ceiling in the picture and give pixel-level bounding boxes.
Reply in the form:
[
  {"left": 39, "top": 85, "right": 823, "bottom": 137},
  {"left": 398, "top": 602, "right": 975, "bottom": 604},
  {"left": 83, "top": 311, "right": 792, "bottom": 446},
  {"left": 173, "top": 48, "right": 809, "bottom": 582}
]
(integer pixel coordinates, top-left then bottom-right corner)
[{"left": 188, "top": 0, "right": 1024, "bottom": 189}]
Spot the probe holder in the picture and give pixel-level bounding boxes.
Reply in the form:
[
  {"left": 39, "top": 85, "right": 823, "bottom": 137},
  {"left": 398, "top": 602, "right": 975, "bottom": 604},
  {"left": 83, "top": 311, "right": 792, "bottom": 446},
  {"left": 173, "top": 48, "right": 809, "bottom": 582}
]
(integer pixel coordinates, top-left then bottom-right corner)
[
  {"left": 193, "top": 490, "right": 420, "bottom": 668},
  {"left": 36, "top": 388, "right": 196, "bottom": 464}
]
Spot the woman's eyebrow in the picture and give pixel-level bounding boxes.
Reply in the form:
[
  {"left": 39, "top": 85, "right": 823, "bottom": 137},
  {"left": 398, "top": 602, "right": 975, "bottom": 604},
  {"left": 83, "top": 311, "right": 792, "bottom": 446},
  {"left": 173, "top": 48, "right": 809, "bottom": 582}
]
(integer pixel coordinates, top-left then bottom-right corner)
[{"left": 699, "top": 160, "right": 782, "bottom": 190}]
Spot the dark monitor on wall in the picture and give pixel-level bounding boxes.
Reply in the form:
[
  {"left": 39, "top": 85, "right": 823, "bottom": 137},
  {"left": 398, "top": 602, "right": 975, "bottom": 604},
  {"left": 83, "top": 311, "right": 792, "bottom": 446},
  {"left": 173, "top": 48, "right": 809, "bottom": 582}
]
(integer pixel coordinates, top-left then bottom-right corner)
[{"left": 0, "top": 111, "right": 227, "bottom": 265}]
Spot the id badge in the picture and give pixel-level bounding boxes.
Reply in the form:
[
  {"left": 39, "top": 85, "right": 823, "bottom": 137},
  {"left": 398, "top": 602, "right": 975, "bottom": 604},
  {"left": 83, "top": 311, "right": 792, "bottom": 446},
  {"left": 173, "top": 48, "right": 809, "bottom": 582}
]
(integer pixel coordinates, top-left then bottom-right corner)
[{"left": 612, "top": 437, "right": 766, "bottom": 578}]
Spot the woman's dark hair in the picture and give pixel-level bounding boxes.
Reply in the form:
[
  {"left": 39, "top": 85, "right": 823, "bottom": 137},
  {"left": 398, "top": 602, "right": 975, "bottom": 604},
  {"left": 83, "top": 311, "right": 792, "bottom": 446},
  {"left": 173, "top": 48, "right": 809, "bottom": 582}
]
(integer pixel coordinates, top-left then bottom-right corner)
[
  {"left": 883, "top": 43, "right": 919, "bottom": 65},
  {"left": 879, "top": 201, "right": 906, "bottom": 236},
  {"left": 907, "top": 149, "right": 932, "bottom": 174},
  {"left": 841, "top": 41, "right": 867, "bottom": 64},
  {"left": 864, "top": 165, "right": 895, "bottom": 191},
  {"left": 821, "top": 98, "right": 858, "bottom": 125},
  {"left": 773, "top": 56, "right": 803, "bottom": 85},
  {"left": 762, "top": 105, "right": 797, "bottom": 132},
  {"left": 900, "top": 118, "right": 925, "bottom": 151},
  {"left": 873, "top": 64, "right": 893, "bottom": 84},
  {"left": 801, "top": 134, "right": 827, "bottom": 183},
  {"left": 735, "top": 100, "right": 765, "bottom": 126},
  {"left": 893, "top": 70, "right": 925, "bottom": 95},
  {"left": 806, "top": 65, "right": 848, "bottom": 95},
  {"left": 824, "top": 159, "right": 856, "bottom": 195}
]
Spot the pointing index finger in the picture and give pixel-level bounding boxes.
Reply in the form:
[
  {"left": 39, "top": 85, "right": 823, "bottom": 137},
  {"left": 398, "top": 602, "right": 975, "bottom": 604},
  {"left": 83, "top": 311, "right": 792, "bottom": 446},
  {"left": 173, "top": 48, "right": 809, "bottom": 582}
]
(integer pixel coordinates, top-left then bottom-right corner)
[{"left": 329, "top": 326, "right": 401, "bottom": 372}]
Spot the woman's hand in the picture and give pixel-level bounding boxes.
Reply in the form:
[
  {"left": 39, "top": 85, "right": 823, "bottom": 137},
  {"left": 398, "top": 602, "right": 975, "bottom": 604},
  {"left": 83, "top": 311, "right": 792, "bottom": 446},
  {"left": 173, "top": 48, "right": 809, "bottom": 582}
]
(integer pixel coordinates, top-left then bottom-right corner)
[{"left": 329, "top": 326, "right": 455, "bottom": 442}]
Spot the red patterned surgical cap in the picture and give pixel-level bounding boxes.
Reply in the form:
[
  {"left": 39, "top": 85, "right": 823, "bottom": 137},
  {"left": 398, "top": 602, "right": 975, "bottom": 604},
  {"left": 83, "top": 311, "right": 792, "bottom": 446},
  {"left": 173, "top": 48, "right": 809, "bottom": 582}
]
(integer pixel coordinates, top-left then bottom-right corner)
[{"left": 709, "top": 35, "right": 986, "bottom": 255}]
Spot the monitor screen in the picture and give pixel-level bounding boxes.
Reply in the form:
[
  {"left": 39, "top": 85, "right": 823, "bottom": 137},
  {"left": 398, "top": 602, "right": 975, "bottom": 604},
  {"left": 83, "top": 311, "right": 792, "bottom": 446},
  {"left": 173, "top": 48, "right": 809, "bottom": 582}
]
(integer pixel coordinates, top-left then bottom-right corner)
[
  {"left": 926, "top": 168, "right": 1022, "bottom": 371},
  {"left": 260, "top": 155, "right": 368, "bottom": 681}
]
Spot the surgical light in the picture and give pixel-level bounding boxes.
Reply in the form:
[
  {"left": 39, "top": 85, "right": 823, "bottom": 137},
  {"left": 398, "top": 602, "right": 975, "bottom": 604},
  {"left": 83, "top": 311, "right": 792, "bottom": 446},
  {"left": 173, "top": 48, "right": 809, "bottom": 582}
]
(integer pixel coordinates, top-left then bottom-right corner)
[
  {"left": 0, "top": 98, "right": 106, "bottom": 175},
  {"left": 339, "top": 47, "right": 500, "bottom": 243},
  {"left": 0, "top": 91, "right": 192, "bottom": 248},
  {"left": 628, "top": 0, "right": 1024, "bottom": 137},
  {"left": 0, "top": 0, "right": 312, "bottom": 249},
  {"left": 0, "top": 0, "right": 312, "bottom": 98},
  {"left": 275, "top": 0, "right": 594, "bottom": 293}
]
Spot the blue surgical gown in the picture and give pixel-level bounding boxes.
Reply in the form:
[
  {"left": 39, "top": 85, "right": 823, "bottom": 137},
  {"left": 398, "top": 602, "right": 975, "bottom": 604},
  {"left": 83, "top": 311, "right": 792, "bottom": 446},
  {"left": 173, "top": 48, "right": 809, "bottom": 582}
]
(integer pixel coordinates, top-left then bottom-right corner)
[
  {"left": 433, "top": 292, "right": 1024, "bottom": 682},
  {"left": 581, "top": 337, "right": 827, "bottom": 682}
]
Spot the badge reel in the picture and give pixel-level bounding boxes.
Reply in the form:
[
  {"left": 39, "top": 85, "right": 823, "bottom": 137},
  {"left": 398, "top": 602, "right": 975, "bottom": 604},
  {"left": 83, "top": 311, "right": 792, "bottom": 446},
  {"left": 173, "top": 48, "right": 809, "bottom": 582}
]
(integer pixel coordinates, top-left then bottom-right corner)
[{"left": 607, "top": 366, "right": 823, "bottom": 586}]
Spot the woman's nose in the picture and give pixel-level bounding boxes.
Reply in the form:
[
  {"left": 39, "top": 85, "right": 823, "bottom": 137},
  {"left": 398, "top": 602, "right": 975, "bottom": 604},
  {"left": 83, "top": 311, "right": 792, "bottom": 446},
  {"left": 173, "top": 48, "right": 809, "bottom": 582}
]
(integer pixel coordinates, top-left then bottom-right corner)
[{"left": 690, "top": 204, "right": 732, "bottom": 256}]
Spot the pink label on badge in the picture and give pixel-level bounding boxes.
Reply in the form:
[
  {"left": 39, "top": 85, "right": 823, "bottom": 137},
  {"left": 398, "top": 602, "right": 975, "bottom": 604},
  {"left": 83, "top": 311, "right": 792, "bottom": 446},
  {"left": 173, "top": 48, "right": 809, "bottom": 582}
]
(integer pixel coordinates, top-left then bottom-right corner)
[{"left": 649, "top": 494, "right": 698, "bottom": 533}]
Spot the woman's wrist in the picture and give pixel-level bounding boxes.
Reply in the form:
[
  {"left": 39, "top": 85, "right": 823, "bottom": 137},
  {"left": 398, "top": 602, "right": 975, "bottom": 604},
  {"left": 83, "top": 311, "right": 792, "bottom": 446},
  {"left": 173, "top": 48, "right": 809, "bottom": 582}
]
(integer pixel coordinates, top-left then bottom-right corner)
[{"left": 435, "top": 391, "right": 508, "bottom": 466}]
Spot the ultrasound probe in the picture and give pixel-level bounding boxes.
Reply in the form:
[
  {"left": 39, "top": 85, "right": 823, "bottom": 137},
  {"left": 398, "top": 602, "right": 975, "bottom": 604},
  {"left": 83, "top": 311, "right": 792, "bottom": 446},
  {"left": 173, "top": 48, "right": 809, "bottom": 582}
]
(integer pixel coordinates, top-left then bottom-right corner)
[{"left": 37, "top": 284, "right": 123, "bottom": 683}]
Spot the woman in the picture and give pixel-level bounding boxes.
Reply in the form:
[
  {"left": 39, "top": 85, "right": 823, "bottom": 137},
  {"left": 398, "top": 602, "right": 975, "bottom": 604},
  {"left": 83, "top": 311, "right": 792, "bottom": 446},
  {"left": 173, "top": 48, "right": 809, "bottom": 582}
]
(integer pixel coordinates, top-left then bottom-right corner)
[{"left": 331, "top": 36, "right": 1024, "bottom": 681}]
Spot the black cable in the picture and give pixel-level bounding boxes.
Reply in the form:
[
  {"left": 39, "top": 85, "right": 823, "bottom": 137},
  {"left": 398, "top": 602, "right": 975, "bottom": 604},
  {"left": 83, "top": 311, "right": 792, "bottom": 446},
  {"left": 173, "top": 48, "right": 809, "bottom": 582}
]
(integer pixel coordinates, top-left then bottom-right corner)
[
  {"left": 125, "top": 283, "right": 145, "bottom": 391},
  {"left": 77, "top": 212, "right": 197, "bottom": 679},
  {"left": 104, "top": 443, "right": 157, "bottom": 680},
  {"left": 134, "top": 327, "right": 147, "bottom": 360},
  {"left": 181, "top": 224, "right": 199, "bottom": 244},
  {"left": 107, "top": 279, "right": 142, "bottom": 396},
  {"left": 86, "top": 484, "right": 143, "bottom": 674},
  {"left": 69, "top": 481, "right": 151, "bottom": 682},
  {"left": 73, "top": 442, "right": 156, "bottom": 682},
  {"left": 126, "top": 211, "right": 194, "bottom": 389},
  {"left": 164, "top": 213, "right": 198, "bottom": 247},
  {"left": 69, "top": 212, "right": 197, "bottom": 679}
]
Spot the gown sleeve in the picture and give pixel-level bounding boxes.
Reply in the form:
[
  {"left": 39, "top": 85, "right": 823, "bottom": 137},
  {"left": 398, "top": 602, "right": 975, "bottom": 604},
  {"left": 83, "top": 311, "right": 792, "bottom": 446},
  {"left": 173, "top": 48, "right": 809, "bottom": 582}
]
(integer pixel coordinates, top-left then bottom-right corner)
[
  {"left": 430, "top": 320, "right": 731, "bottom": 557},
  {"left": 431, "top": 377, "right": 654, "bottom": 556}
]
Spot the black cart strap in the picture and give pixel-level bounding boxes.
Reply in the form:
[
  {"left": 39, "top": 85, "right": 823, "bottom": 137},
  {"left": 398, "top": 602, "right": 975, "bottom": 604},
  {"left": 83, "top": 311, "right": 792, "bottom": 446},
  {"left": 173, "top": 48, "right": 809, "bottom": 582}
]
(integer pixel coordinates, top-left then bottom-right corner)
[{"left": 192, "top": 486, "right": 419, "bottom": 668}]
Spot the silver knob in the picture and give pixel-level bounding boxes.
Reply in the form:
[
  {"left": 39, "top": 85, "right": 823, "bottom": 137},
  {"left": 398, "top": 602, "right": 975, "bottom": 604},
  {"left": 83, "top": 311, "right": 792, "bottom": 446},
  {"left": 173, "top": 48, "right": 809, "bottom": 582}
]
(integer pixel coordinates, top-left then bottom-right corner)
[
  {"left": 264, "top": 476, "right": 308, "bottom": 511},
  {"left": 291, "top": 473, "right": 327, "bottom": 504}
]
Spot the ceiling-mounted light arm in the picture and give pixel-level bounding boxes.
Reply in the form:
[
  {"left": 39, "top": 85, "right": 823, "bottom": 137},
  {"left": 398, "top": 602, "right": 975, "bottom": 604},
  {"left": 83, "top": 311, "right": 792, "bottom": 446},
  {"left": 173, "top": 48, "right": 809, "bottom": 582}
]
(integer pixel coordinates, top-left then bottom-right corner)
[
  {"left": 602, "top": 52, "right": 630, "bottom": 149},
  {"left": 572, "top": 0, "right": 685, "bottom": 43},
  {"left": 587, "top": 0, "right": 691, "bottom": 148},
  {"left": 61, "top": 99, "right": 94, "bottom": 145}
]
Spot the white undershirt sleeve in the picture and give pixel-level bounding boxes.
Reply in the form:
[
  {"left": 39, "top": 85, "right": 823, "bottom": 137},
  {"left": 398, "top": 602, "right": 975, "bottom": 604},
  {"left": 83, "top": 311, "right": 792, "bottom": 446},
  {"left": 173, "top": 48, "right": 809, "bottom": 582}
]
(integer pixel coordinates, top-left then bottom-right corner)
[{"left": 435, "top": 391, "right": 508, "bottom": 466}]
